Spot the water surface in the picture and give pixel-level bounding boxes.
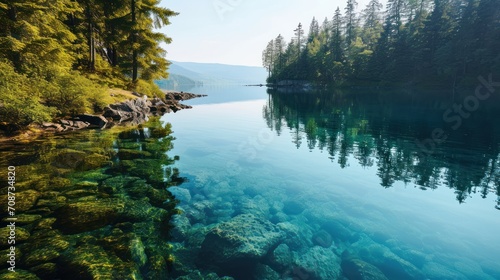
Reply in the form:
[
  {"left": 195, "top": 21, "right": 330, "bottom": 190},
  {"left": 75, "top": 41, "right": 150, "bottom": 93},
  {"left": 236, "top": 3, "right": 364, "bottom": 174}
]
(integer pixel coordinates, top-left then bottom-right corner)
[{"left": 164, "top": 86, "right": 500, "bottom": 279}]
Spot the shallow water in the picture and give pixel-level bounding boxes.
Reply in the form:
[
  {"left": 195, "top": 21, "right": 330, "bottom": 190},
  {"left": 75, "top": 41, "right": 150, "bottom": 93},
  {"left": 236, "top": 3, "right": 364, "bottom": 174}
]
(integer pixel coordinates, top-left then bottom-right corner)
[
  {"left": 164, "top": 86, "right": 500, "bottom": 279},
  {"left": 1, "top": 85, "right": 499, "bottom": 279}
]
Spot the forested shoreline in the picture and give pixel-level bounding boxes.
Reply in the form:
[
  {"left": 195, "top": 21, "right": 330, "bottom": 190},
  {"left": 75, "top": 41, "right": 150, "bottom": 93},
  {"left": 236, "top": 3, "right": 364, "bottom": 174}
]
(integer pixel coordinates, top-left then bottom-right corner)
[
  {"left": 0, "top": 0, "right": 176, "bottom": 130},
  {"left": 262, "top": 0, "right": 499, "bottom": 88}
]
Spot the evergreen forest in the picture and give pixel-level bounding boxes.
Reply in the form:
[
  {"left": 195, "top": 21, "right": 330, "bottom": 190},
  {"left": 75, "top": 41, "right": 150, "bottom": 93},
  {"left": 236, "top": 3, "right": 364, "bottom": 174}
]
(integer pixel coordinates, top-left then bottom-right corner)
[
  {"left": 0, "top": 0, "right": 176, "bottom": 129},
  {"left": 262, "top": 0, "right": 499, "bottom": 88}
]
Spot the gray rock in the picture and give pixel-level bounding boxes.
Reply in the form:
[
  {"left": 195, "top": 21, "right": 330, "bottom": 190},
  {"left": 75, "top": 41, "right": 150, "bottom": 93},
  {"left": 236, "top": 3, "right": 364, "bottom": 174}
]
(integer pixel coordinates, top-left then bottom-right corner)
[
  {"left": 292, "top": 246, "right": 342, "bottom": 280},
  {"left": 234, "top": 196, "right": 270, "bottom": 218},
  {"left": 341, "top": 257, "right": 389, "bottom": 280},
  {"left": 283, "top": 200, "right": 306, "bottom": 215},
  {"left": 312, "top": 229, "right": 333, "bottom": 248},
  {"left": 171, "top": 214, "right": 191, "bottom": 241},
  {"left": 269, "top": 243, "right": 293, "bottom": 269},
  {"left": 169, "top": 187, "right": 191, "bottom": 203},
  {"left": 255, "top": 263, "right": 281, "bottom": 280},
  {"left": 200, "top": 214, "right": 285, "bottom": 264},
  {"left": 349, "top": 237, "right": 425, "bottom": 280},
  {"left": 73, "top": 114, "right": 108, "bottom": 129},
  {"left": 422, "top": 262, "right": 468, "bottom": 280},
  {"left": 103, "top": 98, "right": 150, "bottom": 124}
]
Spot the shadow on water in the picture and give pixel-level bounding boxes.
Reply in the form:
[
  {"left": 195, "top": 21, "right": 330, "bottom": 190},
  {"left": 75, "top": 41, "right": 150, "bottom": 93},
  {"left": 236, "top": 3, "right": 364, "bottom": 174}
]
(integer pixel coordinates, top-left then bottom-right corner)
[
  {"left": 263, "top": 88, "right": 500, "bottom": 209},
  {"left": 0, "top": 117, "right": 186, "bottom": 279}
]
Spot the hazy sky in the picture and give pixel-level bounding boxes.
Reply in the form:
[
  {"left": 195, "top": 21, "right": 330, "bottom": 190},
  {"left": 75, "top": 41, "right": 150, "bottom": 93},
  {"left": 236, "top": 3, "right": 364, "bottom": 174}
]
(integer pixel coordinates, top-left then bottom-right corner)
[{"left": 160, "top": 0, "right": 380, "bottom": 67}]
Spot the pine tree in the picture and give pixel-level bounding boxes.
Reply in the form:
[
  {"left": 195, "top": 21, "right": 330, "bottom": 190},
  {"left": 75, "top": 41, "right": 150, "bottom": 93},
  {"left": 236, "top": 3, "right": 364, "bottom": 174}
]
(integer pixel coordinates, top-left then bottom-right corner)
[
  {"left": 361, "top": 0, "right": 384, "bottom": 50},
  {"left": 308, "top": 17, "right": 320, "bottom": 43},
  {"left": 344, "top": 0, "right": 359, "bottom": 46},
  {"left": 262, "top": 39, "right": 275, "bottom": 78},
  {"left": 0, "top": 0, "right": 79, "bottom": 77},
  {"left": 273, "top": 34, "right": 286, "bottom": 76},
  {"left": 328, "top": 7, "right": 346, "bottom": 81},
  {"left": 128, "top": 0, "right": 177, "bottom": 83}
]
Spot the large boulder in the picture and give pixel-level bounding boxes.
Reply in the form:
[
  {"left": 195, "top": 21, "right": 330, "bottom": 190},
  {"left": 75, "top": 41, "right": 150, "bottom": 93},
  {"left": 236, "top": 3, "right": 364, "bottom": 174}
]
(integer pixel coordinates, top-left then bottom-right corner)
[
  {"left": 53, "top": 199, "right": 125, "bottom": 234},
  {"left": 73, "top": 114, "right": 108, "bottom": 129},
  {"left": 292, "top": 246, "right": 342, "bottom": 280},
  {"left": 341, "top": 256, "right": 389, "bottom": 280},
  {"left": 200, "top": 214, "right": 285, "bottom": 264},
  {"left": 103, "top": 98, "right": 151, "bottom": 124}
]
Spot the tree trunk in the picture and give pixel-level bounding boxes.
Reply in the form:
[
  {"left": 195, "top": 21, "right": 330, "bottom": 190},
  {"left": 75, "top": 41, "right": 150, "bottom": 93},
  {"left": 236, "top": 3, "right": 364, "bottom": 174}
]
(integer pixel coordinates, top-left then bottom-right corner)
[
  {"left": 131, "top": 0, "right": 138, "bottom": 83},
  {"left": 87, "top": 5, "right": 95, "bottom": 71}
]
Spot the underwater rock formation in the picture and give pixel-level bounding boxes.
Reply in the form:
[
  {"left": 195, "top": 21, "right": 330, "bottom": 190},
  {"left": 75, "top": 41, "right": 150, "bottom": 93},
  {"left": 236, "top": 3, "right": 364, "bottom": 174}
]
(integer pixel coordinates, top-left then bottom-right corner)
[{"left": 200, "top": 214, "right": 285, "bottom": 264}]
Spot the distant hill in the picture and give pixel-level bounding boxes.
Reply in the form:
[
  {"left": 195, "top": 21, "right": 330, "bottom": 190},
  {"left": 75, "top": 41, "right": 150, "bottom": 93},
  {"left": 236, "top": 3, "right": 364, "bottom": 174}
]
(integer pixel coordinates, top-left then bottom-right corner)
[{"left": 156, "top": 61, "right": 267, "bottom": 90}]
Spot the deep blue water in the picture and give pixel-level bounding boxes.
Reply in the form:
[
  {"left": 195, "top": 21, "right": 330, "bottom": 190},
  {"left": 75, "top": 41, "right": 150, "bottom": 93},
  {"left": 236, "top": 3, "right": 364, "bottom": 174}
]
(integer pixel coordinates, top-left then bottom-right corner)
[{"left": 163, "top": 85, "right": 500, "bottom": 279}]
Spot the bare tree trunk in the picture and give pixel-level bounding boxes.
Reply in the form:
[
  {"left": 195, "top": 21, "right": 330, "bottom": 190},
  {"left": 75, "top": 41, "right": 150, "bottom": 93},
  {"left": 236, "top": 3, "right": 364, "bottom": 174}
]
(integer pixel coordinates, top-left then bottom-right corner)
[{"left": 131, "top": 0, "right": 138, "bottom": 83}]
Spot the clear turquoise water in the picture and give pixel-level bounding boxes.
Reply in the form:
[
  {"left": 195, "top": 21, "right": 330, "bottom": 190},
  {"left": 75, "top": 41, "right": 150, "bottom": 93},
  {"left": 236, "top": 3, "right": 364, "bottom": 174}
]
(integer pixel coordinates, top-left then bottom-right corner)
[{"left": 163, "top": 86, "right": 500, "bottom": 279}]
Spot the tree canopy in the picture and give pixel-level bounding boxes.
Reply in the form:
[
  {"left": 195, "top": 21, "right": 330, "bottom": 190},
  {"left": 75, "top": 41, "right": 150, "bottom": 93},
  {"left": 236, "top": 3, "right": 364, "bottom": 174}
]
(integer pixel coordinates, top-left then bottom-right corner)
[
  {"left": 0, "top": 0, "right": 177, "bottom": 129},
  {"left": 263, "top": 0, "right": 500, "bottom": 88}
]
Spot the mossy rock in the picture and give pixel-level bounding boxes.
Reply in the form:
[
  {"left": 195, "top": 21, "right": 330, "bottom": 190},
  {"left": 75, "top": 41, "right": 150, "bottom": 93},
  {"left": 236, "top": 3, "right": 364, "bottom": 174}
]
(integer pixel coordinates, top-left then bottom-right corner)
[
  {"left": 0, "top": 190, "right": 41, "bottom": 212},
  {"left": 100, "top": 176, "right": 142, "bottom": 196},
  {"left": 60, "top": 244, "right": 142, "bottom": 280},
  {"left": 63, "top": 189, "right": 98, "bottom": 199},
  {"left": 116, "top": 159, "right": 165, "bottom": 185},
  {"left": 0, "top": 269, "right": 41, "bottom": 279},
  {"left": 0, "top": 226, "right": 30, "bottom": 247},
  {"left": 117, "top": 149, "right": 153, "bottom": 160},
  {"left": 0, "top": 247, "right": 22, "bottom": 268},
  {"left": 2, "top": 214, "right": 41, "bottom": 225},
  {"left": 69, "top": 168, "right": 112, "bottom": 182},
  {"left": 23, "top": 247, "right": 61, "bottom": 267},
  {"left": 81, "top": 153, "right": 111, "bottom": 170},
  {"left": 29, "top": 262, "right": 58, "bottom": 279},
  {"left": 52, "top": 149, "right": 87, "bottom": 169},
  {"left": 143, "top": 255, "right": 168, "bottom": 280},
  {"left": 54, "top": 199, "right": 125, "bottom": 234},
  {"left": 35, "top": 196, "right": 67, "bottom": 210},
  {"left": 34, "top": 218, "right": 57, "bottom": 230},
  {"left": 35, "top": 177, "right": 72, "bottom": 192},
  {"left": 25, "top": 235, "right": 70, "bottom": 252},
  {"left": 126, "top": 180, "right": 171, "bottom": 207}
]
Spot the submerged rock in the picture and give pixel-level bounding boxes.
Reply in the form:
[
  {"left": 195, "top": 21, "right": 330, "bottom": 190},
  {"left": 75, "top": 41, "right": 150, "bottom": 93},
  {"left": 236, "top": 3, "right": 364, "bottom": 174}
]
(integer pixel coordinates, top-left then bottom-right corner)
[
  {"left": 0, "top": 269, "right": 41, "bottom": 280},
  {"left": 200, "top": 214, "right": 285, "bottom": 264},
  {"left": 422, "top": 262, "right": 468, "bottom": 280},
  {"left": 292, "top": 246, "right": 342, "bottom": 280},
  {"left": 268, "top": 243, "right": 293, "bottom": 270},
  {"left": 254, "top": 263, "right": 281, "bottom": 280},
  {"left": 341, "top": 256, "right": 389, "bottom": 280},
  {"left": 0, "top": 226, "right": 30, "bottom": 246},
  {"left": 169, "top": 187, "right": 192, "bottom": 203},
  {"left": 348, "top": 237, "right": 425, "bottom": 280},
  {"left": 11, "top": 190, "right": 40, "bottom": 212},
  {"left": 60, "top": 243, "right": 142, "bottom": 280},
  {"left": 282, "top": 200, "right": 306, "bottom": 215},
  {"left": 312, "top": 229, "right": 333, "bottom": 248},
  {"left": 53, "top": 199, "right": 125, "bottom": 234}
]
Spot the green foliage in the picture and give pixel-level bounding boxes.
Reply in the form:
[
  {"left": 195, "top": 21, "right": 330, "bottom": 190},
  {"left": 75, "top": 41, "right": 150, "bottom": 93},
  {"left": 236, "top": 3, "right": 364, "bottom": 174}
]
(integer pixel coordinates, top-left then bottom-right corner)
[
  {"left": 0, "top": 0, "right": 177, "bottom": 129},
  {"left": 0, "top": 61, "right": 55, "bottom": 127},
  {"left": 133, "top": 79, "right": 164, "bottom": 98},
  {"left": 264, "top": 0, "right": 498, "bottom": 88},
  {"left": 43, "top": 73, "right": 108, "bottom": 116}
]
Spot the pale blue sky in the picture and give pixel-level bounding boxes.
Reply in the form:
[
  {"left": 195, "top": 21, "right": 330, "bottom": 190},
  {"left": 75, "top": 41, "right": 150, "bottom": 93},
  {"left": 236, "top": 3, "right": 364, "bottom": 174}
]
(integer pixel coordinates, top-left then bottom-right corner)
[{"left": 160, "top": 0, "right": 379, "bottom": 67}]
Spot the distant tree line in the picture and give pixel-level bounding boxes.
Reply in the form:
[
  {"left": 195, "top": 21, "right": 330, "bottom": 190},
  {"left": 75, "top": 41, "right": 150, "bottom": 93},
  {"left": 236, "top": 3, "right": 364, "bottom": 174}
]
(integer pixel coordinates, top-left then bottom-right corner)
[
  {"left": 262, "top": 0, "right": 499, "bottom": 88},
  {"left": 0, "top": 0, "right": 176, "bottom": 129}
]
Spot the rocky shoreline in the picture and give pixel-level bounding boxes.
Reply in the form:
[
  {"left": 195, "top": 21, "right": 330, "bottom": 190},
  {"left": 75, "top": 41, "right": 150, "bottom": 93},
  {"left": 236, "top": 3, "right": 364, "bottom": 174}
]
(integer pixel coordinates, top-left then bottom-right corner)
[{"left": 40, "top": 91, "right": 206, "bottom": 133}]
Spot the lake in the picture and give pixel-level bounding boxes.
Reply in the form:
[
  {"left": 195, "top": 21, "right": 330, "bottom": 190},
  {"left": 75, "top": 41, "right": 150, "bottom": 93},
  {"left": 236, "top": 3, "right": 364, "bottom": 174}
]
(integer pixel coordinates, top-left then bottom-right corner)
[
  {"left": 1, "top": 85, "right": 499, "bottom": 279},
  {"left": 164, "top": 85, "right": 500, "bottom": 279}
]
